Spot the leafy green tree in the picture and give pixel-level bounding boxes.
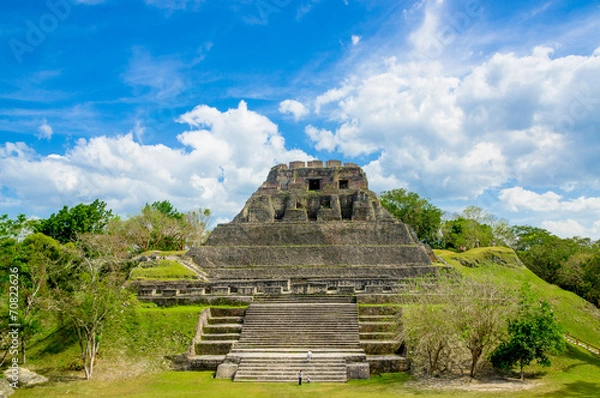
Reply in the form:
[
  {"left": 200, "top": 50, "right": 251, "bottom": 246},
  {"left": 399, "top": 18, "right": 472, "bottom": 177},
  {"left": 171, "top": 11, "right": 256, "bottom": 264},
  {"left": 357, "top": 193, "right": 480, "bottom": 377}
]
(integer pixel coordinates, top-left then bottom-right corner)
[
  {"left": 51, "top": 233, "right": 127, "bottom": 380},
  {"left": 121, "top": 201, "right": 210, "bottom": 252},
  {"left": 512, "top": 226, "right": 580, "bottom": 284},
  {"left": 149, "top": 200, "right": 184, "bottom": 220},
  {"left": 0, "top": 214, "right": 36, "bottom": 240},
  {"left": 442, "top": 217, "right": 494, "bottom": 250},
  {"left": 36, "top": 200, "right": 113, "bottom": 243},
  {"left": 581, "top": 250, "right": 600, "bottom": 306},
  {"left": 380, "top": 189, "right": 442, "bottom": 243},
  {"left": 490, "top": 283, "right": 564, "bottom": 380}
]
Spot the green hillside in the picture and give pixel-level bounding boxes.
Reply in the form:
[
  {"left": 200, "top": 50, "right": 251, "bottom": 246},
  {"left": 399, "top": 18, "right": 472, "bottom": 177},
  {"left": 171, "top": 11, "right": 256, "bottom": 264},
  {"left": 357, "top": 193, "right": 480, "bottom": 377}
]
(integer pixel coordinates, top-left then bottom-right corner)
[{"left": 435, "top": 247, "right": 600, "bottom": 344}]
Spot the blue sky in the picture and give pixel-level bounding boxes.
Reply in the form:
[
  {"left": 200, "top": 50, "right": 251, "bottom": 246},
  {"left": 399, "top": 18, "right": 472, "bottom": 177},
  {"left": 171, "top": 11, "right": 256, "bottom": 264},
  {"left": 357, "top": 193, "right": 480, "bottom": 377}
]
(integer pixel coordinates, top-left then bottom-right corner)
[{"left": 1, "top": 0, "right": 599, "bottom": 238}]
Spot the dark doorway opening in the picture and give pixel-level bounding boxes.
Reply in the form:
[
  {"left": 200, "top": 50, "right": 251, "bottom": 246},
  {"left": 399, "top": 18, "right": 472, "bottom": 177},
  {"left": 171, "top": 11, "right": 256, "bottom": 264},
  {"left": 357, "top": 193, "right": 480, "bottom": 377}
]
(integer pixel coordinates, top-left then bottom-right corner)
[
  {"left": 308, "top": 179, "right": 321, "bottom": 190},
  {"left": 339, "top": 179, "right": 349, "bottom": 189}
]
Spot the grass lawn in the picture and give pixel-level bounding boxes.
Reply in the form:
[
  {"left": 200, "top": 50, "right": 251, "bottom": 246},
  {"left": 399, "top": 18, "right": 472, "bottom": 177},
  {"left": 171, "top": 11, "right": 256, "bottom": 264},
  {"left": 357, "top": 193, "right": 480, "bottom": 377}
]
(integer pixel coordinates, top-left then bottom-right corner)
[
  {"left": 11, "top": 344, "right": 600, "bottom": 398},
  {"left": 129, "top": 259, "right": 197, "bottom": 280}
]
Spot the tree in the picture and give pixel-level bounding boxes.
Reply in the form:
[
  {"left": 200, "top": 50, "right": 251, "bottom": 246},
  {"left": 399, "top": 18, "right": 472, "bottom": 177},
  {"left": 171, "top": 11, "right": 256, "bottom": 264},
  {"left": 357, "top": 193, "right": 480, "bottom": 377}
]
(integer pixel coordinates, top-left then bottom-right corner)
[
  {"left": 442, "top": 217, "right": 493, "bottom": 250},
  {"left": 17, "top": 233, "right": 71, "bottom": 363},
  {"left": 451, "top": 277, "right": 514, "bottom": 377},
  {"left": 401, "top": 274, "right": 514, "bottom": 377},
  {"left": 490, "top": 283, "right": 564, "bottom": 380},
  {"left": 380, "top": 189, "right": 442, "bottom": 243},
  {"left": 36, "top": 200, "right": 113, "bottom": 243},
  {"left": 400, "top": 276, "right": 457, "bottom": 376},
  {"left": 512, "top": 226, "right": 580, "bottom": 284},
  {"left": 121, "top": 202, "right": 210, "bottom": 252},
  {"left": 51, "top": 233, "right": 127, "bottom": 380},
  {"left": 0, "top": 213, "right": 36, "bottom": 240},
  {"left": 581, "top": 250, "right": 600, "bottom": 307}
]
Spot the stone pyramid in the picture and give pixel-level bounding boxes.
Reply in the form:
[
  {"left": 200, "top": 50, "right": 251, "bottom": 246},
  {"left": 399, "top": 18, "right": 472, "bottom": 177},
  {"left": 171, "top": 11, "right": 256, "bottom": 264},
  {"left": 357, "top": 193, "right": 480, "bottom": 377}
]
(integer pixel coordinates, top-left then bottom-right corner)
[{"left": 185, "top": 160, "right": 439, "bottom": 296}]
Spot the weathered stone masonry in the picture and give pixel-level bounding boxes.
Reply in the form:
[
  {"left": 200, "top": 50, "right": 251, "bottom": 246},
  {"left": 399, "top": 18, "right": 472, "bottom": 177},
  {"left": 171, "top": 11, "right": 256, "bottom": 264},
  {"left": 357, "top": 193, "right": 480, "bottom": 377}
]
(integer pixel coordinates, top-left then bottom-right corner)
[{"left": 135, "top": 160, "right": 444, "bottom": 302}]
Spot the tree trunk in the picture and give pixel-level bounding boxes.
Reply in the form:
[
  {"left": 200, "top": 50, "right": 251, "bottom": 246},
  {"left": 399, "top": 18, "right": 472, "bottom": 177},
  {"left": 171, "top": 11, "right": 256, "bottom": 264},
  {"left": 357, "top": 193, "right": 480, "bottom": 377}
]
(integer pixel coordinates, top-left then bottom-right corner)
[
  {"left": 469, "top": 348, "right": 482, "bottom": 378},
  {"left": 520, "top": 360, "right": 524, "bottom": 380},
  {"left": 20, "top": 333, "right": 26, "bottom": 364}
]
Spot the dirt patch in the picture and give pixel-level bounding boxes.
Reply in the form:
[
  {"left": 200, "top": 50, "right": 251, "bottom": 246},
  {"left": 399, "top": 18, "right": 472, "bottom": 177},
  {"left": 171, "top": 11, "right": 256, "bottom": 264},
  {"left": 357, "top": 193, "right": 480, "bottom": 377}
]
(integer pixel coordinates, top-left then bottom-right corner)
[{"left": 406, "top": 376, "right": 541, "bottom": 393}]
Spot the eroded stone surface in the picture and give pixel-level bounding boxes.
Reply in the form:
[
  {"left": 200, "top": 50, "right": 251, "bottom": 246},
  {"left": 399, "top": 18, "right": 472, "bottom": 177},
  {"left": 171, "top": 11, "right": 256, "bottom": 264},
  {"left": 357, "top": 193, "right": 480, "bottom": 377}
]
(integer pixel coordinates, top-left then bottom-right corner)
[
  {"left": 138, "top": 161, "right": 446, "bottom": 301},
  {"left": 215, "top": 362, "right": 238, "bottom": 379},
  {"left": 232, "top": 161, "right": 392, "bottom": 223}
]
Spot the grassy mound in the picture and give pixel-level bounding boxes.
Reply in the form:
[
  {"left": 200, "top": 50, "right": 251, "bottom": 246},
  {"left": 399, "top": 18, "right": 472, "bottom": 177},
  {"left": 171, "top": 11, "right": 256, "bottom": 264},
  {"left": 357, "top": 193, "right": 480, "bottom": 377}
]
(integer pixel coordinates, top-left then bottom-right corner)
[
  {"left": 435, "top": 247, "right": 600, "bottom": 344},
  {"left": 130, "top": 259, "right": 197, "bottom": 280}
]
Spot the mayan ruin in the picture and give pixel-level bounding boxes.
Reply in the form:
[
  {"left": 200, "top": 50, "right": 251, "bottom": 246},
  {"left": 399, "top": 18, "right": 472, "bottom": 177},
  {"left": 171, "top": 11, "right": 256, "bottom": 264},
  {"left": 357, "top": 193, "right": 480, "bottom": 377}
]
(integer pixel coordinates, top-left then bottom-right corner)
[{"left": 134, "top": 160, "right": 448, "bottom": 382}]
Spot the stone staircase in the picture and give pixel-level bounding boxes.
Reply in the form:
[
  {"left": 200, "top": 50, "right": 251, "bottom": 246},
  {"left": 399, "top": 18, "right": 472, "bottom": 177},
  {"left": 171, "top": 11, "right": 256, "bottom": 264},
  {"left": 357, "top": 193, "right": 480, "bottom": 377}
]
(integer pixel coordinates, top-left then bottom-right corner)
[
  {"left": 234, "top": 354, "right": 348, "bottom": 382},
  {"left": 218, "top": 296, "right": 368, "bottom": 382},
  {"left": 358, "top": 305, "right": 409, "bottom": 373},
  {"left": 178, "top": 307, "right": 245, "bottom": 371}
]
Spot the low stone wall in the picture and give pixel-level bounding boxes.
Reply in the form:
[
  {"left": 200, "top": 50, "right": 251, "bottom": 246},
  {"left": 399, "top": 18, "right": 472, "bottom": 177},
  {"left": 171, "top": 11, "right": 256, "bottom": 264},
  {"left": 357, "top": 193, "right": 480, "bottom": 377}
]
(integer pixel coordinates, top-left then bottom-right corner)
[
  {"left": 188, "top": 245, "right": 431, "bottom": 267},
  {"left": 368, "top": 356, "right": 410, "bottom": 374},
  {"left": 204, "top": 222, "right": 418, "bottom": 247}
]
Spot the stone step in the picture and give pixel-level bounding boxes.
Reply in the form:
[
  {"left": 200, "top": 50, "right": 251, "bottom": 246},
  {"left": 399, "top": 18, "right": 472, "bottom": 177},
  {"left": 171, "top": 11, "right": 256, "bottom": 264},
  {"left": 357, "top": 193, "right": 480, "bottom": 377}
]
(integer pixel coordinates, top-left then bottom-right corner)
[
  {"left": 255, "top": 295, "right": 355, "bottom": 303},
  {"left": 358, "top": 306, "right": 400, "bottom": 316},
  {"left": 201, "top": 333, "right": 241, "bottom": 341},
  {"left": 359, "top": 332, "right": 396, "bottom": 340},
  {"left": 239, "top": 340, "right": 360, "bottom": 350},
  {"left": 229, "top": 348, "right": 366, "bottom": 354},
  {"left": 359, "top": 315, "right": 395, "bottom": 321},
  {"left": 207, "top": 316, "right": 244, "bottom": 325},
  {"left": 234, "top": 356, "right": 348, "bottom": 382},
  {"left": 221, "top": 299, "right": 366, "bottom": 382},
  {"left": 203, "top": 324, "right": 243, "bottom": 334}
]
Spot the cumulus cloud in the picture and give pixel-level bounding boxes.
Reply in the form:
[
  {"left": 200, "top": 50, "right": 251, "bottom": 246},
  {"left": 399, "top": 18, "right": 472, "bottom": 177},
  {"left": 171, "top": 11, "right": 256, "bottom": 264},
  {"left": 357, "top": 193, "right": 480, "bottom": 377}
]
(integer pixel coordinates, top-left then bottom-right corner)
[
  {"left": 37, "top": 118, "right": 53, "bottom": 140},
  {"left": 278, "top": 99, "right": 309, "bottom": 120},
  {"left": 543, "top": 219, "right": 600, "bottom": 239},
  {"left": 305, "top": 125, "right": 336, "bottom": 152},
  {"left": 305, "top": 47, "right": 600, "bottom": 201},
  {"left": 0, "top": 101, "right": 311, "bottom": 221},
  {"left": 499, "top": 187, "right": 600, "bottom": 213},
  {"left": 498, "top": 187, "right": 600, "bottom": 239}
]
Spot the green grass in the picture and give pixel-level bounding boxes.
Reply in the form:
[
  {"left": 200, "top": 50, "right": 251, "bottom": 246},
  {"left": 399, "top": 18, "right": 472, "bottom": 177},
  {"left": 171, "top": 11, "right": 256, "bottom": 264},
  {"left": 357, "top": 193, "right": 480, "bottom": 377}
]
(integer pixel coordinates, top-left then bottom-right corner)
[
  {"left": 435, "top": 247, "right": 600, "bottom": 344},
  {"left": 12, "top": 345, "right": 600, "bottom": 397},
  {"left": 129, "top": 260, "right": 197, "bottom": 280},
  {"left": 23, "top": 303, "right": 205, "bottom": 379}
]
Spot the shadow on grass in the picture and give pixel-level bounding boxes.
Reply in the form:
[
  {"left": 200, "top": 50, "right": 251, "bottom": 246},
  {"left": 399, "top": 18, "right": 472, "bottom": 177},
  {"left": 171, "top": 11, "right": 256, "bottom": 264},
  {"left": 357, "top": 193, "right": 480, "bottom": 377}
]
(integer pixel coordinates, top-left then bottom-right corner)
[
  {"left": 31, "top": 324, "right": 78, "bottom": 356},
  {"left": 538, "top": 381, "right": 600, "bottom": 398},
  {"left": 534, "top": 344, "right": 600, "bottom": 397}
]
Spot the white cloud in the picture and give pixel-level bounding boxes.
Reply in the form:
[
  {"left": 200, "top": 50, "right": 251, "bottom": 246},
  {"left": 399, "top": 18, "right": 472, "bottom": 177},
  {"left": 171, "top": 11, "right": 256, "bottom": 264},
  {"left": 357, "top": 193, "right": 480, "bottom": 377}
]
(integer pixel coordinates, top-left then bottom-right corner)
[
  {"left": 305, "top": 47, "right": 600, "bottom": 201},
  {"left": 542, "top": 219, "right": 600, "bottom": 240},
  {"left": 0, "top": 102, "right": 312, "bottom": 222},
  {"left": 305, "top": 125, "right": 336, "bottom": 152},
  {"left": 37, "top": 119, "right": 53, "bottom": 140},
  {"left": 351, "top": 35, "right": 361, "bottom": 46},
  {"left": 278, "top": 99, "right": 309, "bottom": 121},
  {"left": 499, "top": 187, "right": 600, "bottom": 214}
]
